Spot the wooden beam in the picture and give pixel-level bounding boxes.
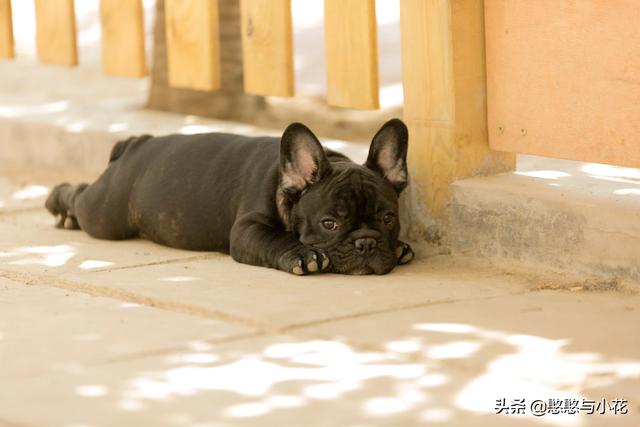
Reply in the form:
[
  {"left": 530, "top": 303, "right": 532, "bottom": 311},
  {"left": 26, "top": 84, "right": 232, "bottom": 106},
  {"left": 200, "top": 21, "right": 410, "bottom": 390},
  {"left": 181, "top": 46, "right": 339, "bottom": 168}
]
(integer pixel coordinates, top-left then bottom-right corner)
[
  {"left": 164, "top": 0, "right": 220, "bottom": 90},
  {"left": 485, "top": 0, "right": 640, "bottom": 168},
  {"left": 240, "top": 0, "right": 293, "bottom": 97},
  {"left": 324, "top": 0, "right": 379, "bottom": 109},
  {"left": 100, "top": 0, "right": 147, "bottom": 77},
  {"left": 0, "top": 0, "right": 14, "bottom": 59},
  {"left": 400, "top": 0, "right": 514, "bottom": 217},
  {"left": 35, "top": 0, "right": 78, "bottom": 66}
]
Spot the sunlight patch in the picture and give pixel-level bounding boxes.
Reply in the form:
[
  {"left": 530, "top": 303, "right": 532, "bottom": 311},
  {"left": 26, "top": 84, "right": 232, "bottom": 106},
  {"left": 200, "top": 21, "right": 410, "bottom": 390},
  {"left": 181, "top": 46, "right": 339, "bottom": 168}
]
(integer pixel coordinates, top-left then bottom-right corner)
[
  {"left": 515, "top": 170, "right": 571, "bottom": 180},
  {"left": 266, "top": 394, "right": 305, "bottom": 408},
  {"left": 303, "top": 380, "right": 359, "bottom": 400},
  {"left": 386, "top": 339, "right": 421, "bottom": 353},
  {"left": 426, "top": 341, "right": 481, "bottom": 359},
  {"left": 160, "top": 276, "right": 201, "bottom": 282},
  {"left": 76, "top": 384, "right": 108, "bottom": 397},
  {"left": 420, "top": 408, "right": 451, "bottom": 423},
  {"left": 79, "top": 259, "right": 114, "bottom": 270},
  {"left": 364, "top": 397, "right": 411, "bottom": 416},
  {"left": 614, "top": 188, "right": 640, "bottom": 195},
  {"left": 224, "top": 402, "right": 270, "bottom": 418},
  {"left": 12, "top": 185, "right": 49, "bottom": 200},
  {"left": 414, "top": 323, "right": 477, "bottom": 334},
  {"left": 10, "top": 244, "right": 75, "bottom": 267}
]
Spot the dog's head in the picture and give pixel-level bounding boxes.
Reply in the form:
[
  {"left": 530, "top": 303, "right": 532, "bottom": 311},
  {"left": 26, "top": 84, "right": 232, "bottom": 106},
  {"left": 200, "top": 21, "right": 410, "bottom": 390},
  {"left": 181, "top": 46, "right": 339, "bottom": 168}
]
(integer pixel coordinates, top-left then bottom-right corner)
[{"left": 277, "top": 119, "right": 409, "bottom": 275}]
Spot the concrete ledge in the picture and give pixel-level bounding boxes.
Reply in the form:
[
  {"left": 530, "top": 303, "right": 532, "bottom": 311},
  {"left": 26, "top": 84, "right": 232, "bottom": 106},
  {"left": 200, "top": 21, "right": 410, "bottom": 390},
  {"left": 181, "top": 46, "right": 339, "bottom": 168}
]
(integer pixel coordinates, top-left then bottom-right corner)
[{"left": 449, "top": 158, "right": 640, "bottom": 283}]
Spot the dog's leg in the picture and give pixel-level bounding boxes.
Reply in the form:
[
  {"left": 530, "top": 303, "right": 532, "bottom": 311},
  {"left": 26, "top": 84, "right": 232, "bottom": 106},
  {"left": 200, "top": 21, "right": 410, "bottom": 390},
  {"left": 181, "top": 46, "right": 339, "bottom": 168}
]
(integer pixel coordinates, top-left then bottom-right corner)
[
  {"left": 45, "top": 183, "right": 88, "bottom": 230},
  {"left": 230, "top": 215, "right": 331, "bottom": 275}
]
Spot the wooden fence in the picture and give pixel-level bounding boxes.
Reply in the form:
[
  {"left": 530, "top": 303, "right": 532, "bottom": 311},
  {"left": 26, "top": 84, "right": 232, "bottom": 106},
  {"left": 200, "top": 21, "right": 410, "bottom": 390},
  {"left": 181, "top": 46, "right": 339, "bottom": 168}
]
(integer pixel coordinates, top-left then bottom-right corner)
[{"left": 0, "top": 0, "right": 637, "bottom": 216}]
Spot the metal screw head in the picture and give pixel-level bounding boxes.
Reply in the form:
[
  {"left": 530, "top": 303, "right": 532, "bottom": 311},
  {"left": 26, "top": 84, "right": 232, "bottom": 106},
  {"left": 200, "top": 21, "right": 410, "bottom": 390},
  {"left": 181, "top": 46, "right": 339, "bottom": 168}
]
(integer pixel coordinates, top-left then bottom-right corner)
[
  {"left": 497, "top": 126, "right": 504, "bottom": 134},
  {"left": 519, "top": 128, "right": 527, "bottom": 136}
]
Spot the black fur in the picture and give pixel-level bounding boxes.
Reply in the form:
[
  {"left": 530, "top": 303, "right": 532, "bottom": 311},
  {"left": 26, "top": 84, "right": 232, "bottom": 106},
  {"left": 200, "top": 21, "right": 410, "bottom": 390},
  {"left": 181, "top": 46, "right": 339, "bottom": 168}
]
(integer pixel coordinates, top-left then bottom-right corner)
[{"left": 46, "top": 120, "right": 414, "bottom": 275}]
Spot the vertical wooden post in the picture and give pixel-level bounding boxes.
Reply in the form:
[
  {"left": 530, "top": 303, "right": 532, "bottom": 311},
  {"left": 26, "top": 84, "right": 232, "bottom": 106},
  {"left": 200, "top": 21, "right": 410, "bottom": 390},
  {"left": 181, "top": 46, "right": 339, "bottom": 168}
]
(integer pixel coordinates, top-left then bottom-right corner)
[
  {"left": 240, "top": 0, "right": 293, "bottom": 97},
  {"left": 100, "top": 0, "right": 147, "bottom": 77},
  {"left": 35, "top": 0, "right": 78, "bottom": 66},
  {"left": 400, "top": 0, "right": 514, "bottom": 217},
  {"left": 0, "top": 0, "right": 14, "bottom": 59},
  {"left": 324, "top": 0, "right": 379, "bottom": 109},
  {"left": 164, "top": 0, "right": 220, "bottom": 90}
]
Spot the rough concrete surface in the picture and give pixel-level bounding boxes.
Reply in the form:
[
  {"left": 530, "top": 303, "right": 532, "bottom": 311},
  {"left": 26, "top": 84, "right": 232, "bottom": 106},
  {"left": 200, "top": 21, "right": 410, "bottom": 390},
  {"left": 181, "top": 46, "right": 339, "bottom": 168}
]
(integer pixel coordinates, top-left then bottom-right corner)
[
  {"left": 1, "top": 162, "right": 639, "bottom": 427},
  {"left": 450, "top": 156, "right": 640, "bottom": 282}
]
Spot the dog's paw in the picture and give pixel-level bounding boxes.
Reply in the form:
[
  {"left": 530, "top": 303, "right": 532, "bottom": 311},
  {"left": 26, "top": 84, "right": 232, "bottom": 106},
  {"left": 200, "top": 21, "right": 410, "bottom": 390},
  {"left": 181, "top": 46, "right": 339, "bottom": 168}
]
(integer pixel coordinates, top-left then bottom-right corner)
[
  {"left": 395, "top": 240, "right": 414, "bottom": 265},
  {"left": 280, "top": 246, "right": 331, "bottom": 275}
]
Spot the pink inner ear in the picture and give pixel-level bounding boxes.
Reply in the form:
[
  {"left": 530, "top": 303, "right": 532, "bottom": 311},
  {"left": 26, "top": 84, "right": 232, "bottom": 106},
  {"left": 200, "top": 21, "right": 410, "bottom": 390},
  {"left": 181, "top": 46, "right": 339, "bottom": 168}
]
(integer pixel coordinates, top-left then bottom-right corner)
[
  {"left": 378, "top": 145, "right": 406, "bottom": 184},
  {"left": 282, "top": 148, "right": 317, "bottom": 190},
  {"left": 295, "top": 148, "right": 317, "bottom": 183}
]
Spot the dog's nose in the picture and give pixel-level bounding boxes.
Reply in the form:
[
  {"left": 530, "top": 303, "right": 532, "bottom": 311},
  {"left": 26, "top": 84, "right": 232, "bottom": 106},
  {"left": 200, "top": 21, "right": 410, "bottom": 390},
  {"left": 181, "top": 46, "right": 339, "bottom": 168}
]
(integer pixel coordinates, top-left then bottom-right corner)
[{"left": 354, "top": 237, "right": 377, "bottom": 254}]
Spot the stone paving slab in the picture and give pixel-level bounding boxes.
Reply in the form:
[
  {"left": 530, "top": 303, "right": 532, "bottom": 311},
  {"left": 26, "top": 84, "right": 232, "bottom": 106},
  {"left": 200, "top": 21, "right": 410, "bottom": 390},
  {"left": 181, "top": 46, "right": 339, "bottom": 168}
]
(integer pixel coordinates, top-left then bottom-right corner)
[
  {"left": 0, "top": 334, "right": 565, "bottom": 427},
  {"left": 294, "top": 290, "right": 640, "bottom": 426},
  {"left": 0, "top": 212, "right": 209, "bottom": 275},
  {"left": 0, "top": 277, "right": 254, "bottom": 380},
  {"left": 67, "top": 255, "right": 532, "bottom": 330}
]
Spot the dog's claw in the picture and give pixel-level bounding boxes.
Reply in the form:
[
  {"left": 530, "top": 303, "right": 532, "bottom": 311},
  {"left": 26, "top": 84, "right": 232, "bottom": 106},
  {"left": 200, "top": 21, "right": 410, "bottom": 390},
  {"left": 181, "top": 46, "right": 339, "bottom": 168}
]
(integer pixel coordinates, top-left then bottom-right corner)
[{"left": 396, "top": 241, "right": 414, "bottom": 265}]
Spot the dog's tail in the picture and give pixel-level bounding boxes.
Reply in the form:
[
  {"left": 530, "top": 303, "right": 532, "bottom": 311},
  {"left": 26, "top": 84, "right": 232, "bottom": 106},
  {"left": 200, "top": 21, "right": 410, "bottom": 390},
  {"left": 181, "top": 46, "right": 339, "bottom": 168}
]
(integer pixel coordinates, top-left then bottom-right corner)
[{"left": 109, "top": 134, "right": 153, "bottom": 163}]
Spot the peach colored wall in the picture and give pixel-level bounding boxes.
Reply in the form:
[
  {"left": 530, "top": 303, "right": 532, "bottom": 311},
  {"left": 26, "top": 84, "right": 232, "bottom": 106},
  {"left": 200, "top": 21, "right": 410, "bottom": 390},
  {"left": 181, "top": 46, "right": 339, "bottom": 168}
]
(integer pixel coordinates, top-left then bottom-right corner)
[{"left": 485, "top": 0, "right": 640, "bottom": 167}]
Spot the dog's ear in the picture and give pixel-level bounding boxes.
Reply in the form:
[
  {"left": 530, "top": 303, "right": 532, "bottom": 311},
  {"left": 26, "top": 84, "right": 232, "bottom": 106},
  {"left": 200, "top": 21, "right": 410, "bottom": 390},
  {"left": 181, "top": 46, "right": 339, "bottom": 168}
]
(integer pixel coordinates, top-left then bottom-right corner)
[
  {"left": 365, "top": 118, "right": 409, "bottom": 193},
  {"left": 280, "top": 123, "right": 331, "bottom": 195}
]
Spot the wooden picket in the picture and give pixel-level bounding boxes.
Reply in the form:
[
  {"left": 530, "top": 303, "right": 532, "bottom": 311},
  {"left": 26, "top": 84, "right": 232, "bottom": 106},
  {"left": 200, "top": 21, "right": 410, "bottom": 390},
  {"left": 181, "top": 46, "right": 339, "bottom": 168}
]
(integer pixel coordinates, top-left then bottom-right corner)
[
  {"left": 240, "top": 0, "right": 294, "bottom": 97},
  {"left": 0, "top": 0, "right": 13, "bottom": 59},
  {"left": 164, "top": 0, "right": 220, "bottom": 90},
  {"left": 100, "top": 0, "right": 147, "bottom": 77},
  {"left": 35, "top": 0, "right": 78, "bottom": 66},
  {"left": 324, "top": 0, "right": 379, "bottom": 109}
]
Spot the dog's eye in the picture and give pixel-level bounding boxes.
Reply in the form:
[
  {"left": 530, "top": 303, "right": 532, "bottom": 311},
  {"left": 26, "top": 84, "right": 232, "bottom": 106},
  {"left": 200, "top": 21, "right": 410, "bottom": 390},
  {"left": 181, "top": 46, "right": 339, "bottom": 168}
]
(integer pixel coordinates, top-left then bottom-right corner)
[
  {"left": 321, "top": 219, "right": 339, "bottom": 231},
  {"left": 383, "top": 213, "right": 396, "bottom": 226}
]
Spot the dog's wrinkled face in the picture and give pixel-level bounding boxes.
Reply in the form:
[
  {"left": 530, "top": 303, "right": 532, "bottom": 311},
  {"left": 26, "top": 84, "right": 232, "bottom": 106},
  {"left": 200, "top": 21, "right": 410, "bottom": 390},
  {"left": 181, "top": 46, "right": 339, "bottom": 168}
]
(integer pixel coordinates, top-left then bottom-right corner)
[{"left": 278, "top": 119, "right": 409, "bottom": 275}]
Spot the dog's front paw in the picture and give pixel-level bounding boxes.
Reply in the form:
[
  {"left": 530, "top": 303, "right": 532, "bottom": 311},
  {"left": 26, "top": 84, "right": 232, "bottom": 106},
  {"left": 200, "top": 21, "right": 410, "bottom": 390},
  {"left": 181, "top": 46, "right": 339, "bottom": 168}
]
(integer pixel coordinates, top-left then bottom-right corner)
[
  {"left": 395, "top": 240, "right": 414, "bottom": 265},
  {"left": 279, "top": 246, "right": 331, "bottom": 275}
]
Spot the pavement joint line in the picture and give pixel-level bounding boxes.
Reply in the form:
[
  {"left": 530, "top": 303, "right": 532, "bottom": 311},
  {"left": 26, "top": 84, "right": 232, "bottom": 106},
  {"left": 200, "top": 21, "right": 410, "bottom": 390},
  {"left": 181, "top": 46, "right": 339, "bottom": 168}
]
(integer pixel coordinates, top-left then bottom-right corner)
[
  {"left": 279, "top": 289, "right": 533, "bottom": 334},
  {"left": 0, "top": 268, "right": 270, "bottom": 332},
  {"left": 90, "top": 253, "right": 224, "bottom": 273},
  {"left": 0, "top": 266, "right": 535, "bottom": 337}
]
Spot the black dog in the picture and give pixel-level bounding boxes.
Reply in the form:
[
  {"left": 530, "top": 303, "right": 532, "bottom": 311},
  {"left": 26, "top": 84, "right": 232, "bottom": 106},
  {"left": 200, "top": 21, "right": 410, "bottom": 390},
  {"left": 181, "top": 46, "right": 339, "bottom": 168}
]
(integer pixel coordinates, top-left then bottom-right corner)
[{"left": 45, "top": 119, "right": 414, "bottom": 275}]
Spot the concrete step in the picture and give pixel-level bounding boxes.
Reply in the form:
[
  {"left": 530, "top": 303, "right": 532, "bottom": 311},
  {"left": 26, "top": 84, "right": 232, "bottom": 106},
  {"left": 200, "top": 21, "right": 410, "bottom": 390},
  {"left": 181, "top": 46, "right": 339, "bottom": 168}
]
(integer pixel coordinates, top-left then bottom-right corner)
[{"left": 450, "top": 156, "right": 640, "bottom": 283}]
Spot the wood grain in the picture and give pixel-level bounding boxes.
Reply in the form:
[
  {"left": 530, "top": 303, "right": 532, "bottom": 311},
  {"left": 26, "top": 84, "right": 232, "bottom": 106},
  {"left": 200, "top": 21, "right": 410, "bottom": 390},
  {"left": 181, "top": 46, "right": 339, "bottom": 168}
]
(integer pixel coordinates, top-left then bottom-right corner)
[
  {"left": 35, "top": 0, "right": 78, "bottom": 66},
  {"left": 240, "top": 0, "right": 293, "bottom": 97},
  {"left": 0, "top": 0, "right": 13, "bottom": 59},
  {"left": 485, "top": 0, "right": 640, "bottom": 167},
  {"left": 400, "top": 0, "right": 514, "bottom": 217},
  {"left": 100, "top": 0, "right": 147, "bottom": 77},
  {"left": 164, "top": 0, "right": 220, "bottom": 90},
  {"left": 324, "top": 0, "right": 379, "bottom": 109}
]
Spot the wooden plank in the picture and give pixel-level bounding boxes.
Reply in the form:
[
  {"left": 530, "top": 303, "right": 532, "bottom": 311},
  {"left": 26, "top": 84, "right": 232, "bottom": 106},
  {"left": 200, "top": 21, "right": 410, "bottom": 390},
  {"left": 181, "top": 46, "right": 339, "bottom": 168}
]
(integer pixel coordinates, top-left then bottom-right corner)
[
  {"left": 100, "top": 0, "right": 147, "bottom": 77},
  {"left": 35, "top": 0, "right": 78, "bottom": 66},
  {"left": 240, "top": 0, "right": 293, "bottom": 97},
  {"left": 164, "top": 0, "right": 220, "bottom": 91},
  {"left": 324, "top": 0, "right": 379, "bottom": 109},
  {"left": 0, "top": 0, "right": 14, "bottom": 59},
  {"left": 400, "top": 0, "right": 514, "bottom": 217},
  {"left": 485, "top": 0, "right": 640, "bottom": 167}
]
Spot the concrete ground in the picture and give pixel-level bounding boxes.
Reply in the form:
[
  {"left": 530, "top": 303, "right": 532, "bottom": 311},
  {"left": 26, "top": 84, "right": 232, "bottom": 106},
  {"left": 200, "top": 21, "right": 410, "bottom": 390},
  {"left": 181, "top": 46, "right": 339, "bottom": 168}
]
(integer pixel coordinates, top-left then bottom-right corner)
[
  {"left": 2, "top": 16, "right": 640, "bottom": 426},
  {"left": 1, "top": 168, "right": 639, "bottom": 427}
]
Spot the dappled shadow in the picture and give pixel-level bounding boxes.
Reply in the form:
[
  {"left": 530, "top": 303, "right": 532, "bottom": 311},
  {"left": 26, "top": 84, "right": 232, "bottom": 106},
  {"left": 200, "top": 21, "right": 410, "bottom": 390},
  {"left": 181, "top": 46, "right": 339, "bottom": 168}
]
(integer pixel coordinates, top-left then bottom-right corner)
[{"left": 36, "top": 320, "right": 638, "bottom": 427}]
